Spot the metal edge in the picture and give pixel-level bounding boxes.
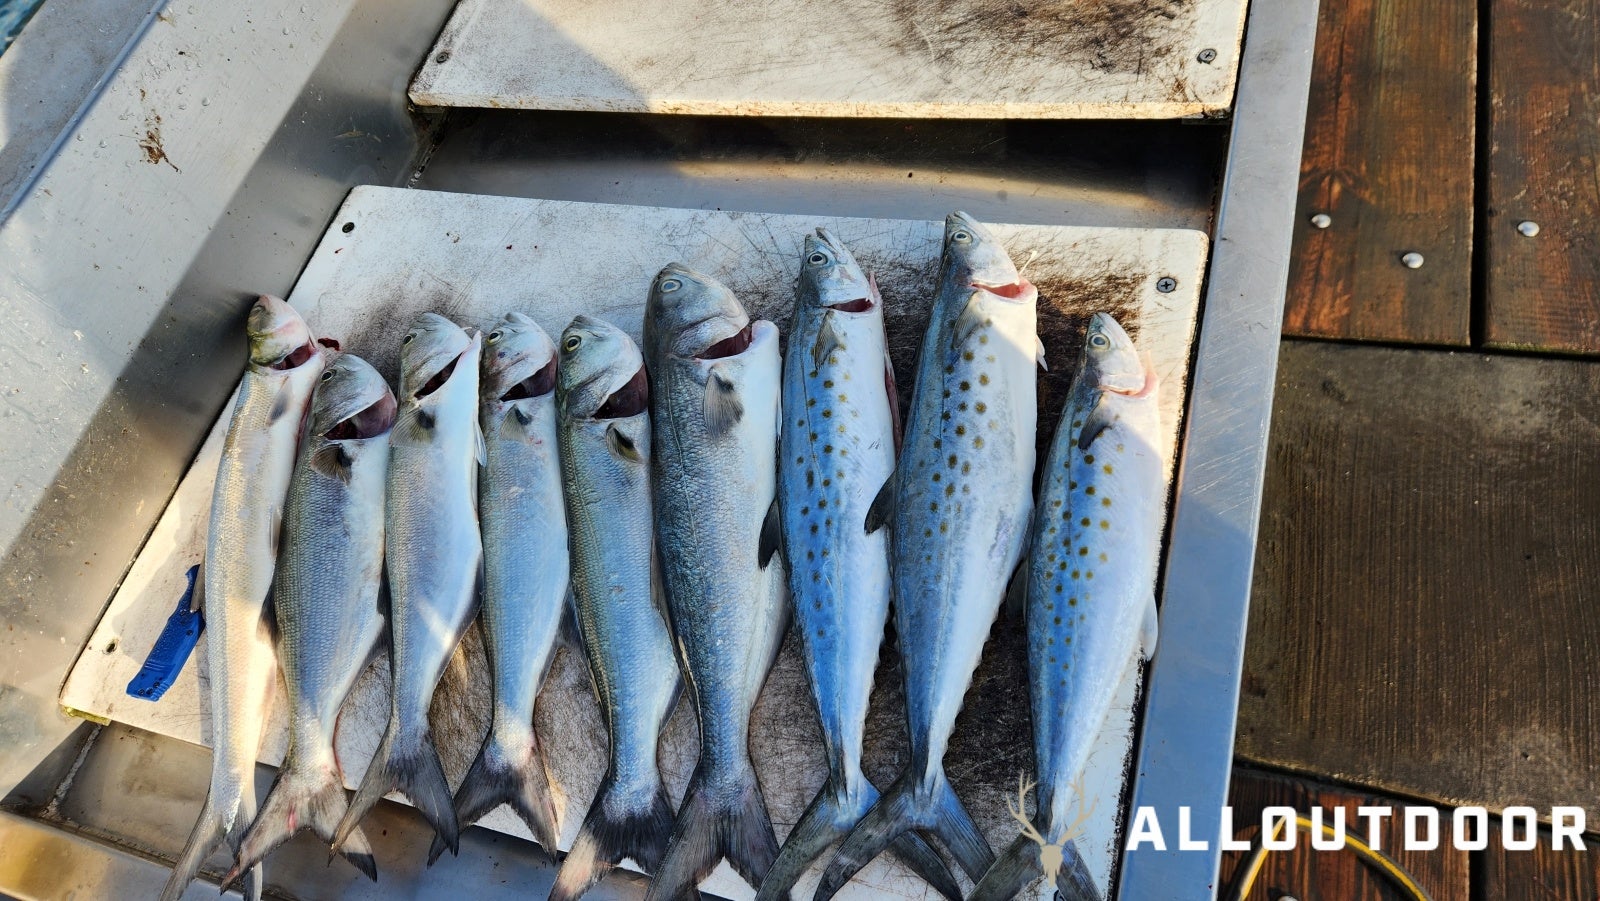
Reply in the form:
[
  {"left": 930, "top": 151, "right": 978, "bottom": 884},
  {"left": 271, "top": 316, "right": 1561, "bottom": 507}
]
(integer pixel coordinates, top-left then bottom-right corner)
[{"left": 1116, "top": 0, "right": 1321, "bottom": 896}]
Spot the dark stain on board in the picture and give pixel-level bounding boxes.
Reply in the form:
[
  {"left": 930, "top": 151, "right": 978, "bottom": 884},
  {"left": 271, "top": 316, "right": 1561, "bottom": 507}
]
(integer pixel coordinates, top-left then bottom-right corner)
[{"left": 138, "top": 111, "right": 179, "bottom": 172}]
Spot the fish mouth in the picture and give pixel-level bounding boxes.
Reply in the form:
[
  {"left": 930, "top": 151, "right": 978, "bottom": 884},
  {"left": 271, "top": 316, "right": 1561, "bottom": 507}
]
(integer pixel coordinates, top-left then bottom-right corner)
[
  {"left": 499, "top": 356, "right": 558, "bottom": 401},
  {"left": 971, "top": 277, "right": 1035, "bottom": 303},
  {"left": 414, "top": 350, "right": 465, "bottom": 400},
  {"left": 698, "top": 322, "right": 755, "bottom": 360},
  {"left": 326, "top": 392, "right": 397, "bottom": 440},
  {"left": 267, "top": 340, "right": 321, "bottom": 371},
  {"left": 826, "top": 297, "right": 873, "bottom": 313},
  {"left": 592, "top": 365, "right": 649, "bottom": 419}
]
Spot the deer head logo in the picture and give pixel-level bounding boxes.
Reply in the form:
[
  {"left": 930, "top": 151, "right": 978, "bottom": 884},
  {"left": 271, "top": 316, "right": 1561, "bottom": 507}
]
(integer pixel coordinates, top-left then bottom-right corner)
[{"left": 1008, "top": 771, "right": 1097, "bottom": 884}]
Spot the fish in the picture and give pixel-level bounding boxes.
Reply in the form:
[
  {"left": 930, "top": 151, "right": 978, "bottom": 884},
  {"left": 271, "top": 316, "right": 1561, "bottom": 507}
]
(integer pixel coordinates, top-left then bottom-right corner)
[
  {"left": 757, "top": 229, "right": 958, "bottom": 901},
  {"left": 162, "top": 294, "right": 326, "bottom": 901},
  {"left": 421, "top": 312, "right": 568, "bottom": 865},
  {"left": 969, "top": 313, "right": 1161, "bottom": 901},
  {"left": 334, "top": 313, "right": 485, "bottom": 858},
  {"left": 224, "top": 352, "right": 396, "bottom": 887},
  {"left": 642, "top": 264, "right": 788, "bottom": 901},
  {"left": 817, "top": 212, "right": 1044, "bottom": 899},
  {"left": 551, "top": 314, "right": 681, "bottom": 901}
]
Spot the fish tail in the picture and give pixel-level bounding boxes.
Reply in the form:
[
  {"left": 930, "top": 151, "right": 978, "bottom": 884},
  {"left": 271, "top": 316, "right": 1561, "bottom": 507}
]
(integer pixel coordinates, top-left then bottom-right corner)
[
  {"left": 427, "top": 727, "right": 560, "bottom": 865},
  {"left": 644, "top": 762, "right": 779, "bottom": 901},
  {"left": 968, "top": 831, "right": 1101, "bottom": 901},
  {"left": 160, "top": 787, "right": 262, "bottom": 901},
  {"left": 1054, "top": 838, "right": 1105, "bottom": 901},
  {"left": 814, "top": 768, "right": 993, "bottom": 900},
  {"left": 756, "top": 777, "right": 960, "bottom": 901},
  {"left": 224, "top": 749, "right": 377, "bottom": 888},
  {"left": 334, "top": 720, "right": 458, "bottom": 858},
  {"left": 550, "top": 772, "right": 675, "bottom": 901}
]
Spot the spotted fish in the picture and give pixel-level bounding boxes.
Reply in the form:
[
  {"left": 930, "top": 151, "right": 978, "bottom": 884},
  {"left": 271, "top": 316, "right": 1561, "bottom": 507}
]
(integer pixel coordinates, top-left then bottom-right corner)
[
  {"left": 551, "top": 315, "right": 681, "bottom": 901},
  {"left": 162, "top": 295, "right": 326, "bottom": 901},
  {"left": 817, "top": 212, "right": 1044, "bottom": 898},
  {"left": 969, "top": 313, "right": 1161, "bottom": 901},
  {"left": 643, "top": 264, "right": 788, "bottom": 901},
  {"left": 758, "top": 229, "right": 957, "bottom": 901}
]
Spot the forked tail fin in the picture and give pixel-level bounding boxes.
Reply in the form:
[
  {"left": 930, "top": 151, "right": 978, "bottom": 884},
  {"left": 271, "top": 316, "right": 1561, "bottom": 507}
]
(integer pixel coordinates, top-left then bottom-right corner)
[
  {"left": 159, "top": 786, "right": 261, "bottom": 901},
  {"left": 814, "top": 768, "right": 993, "bottom": 900},
  {"left": 549, "top": 772, "right": 675, "bottom": 901},
  {"left": 426, "top": 728, "right": 561, "bottom": 865},
  {"left": 643, "top": 762, "right": 779, "bottom": 901},
  {"left": 332, "top": 719, "right": 458, "bottom": 857},
  {"left": 754, "top": 777, "right": 960, "bottom": 901},
  {"left": 223, "top": 751, "right": 377, "bottom": 888},
  {"left": 968, "top": 833, "right": 1103, "bottom": 901}
]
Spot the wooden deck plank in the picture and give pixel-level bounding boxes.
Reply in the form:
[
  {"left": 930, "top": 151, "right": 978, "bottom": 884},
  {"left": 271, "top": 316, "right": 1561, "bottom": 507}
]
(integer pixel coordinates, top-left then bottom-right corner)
[
  {"left": 1219, "top": 768, "right": 1470, "bottom": 901},
  {"left": 1485, "top": 0, "right": 1600, "bottom": 352},
  {"left": 1235, "top": 340, "right": 1600, "bottom": 822},
  {"left": 1283, "top": 0, "right": 1476, "bottom": 344},
  {"left": 1482, "top": 821, "right": 1600, "bottom": 900}
]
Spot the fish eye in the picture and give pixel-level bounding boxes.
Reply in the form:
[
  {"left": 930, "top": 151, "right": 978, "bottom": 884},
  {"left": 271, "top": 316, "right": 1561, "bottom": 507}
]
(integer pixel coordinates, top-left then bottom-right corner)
[
  {"left": 1089, "top": 334, "right": 1110, "bottom": 349},
  {"left": 402, "top": 333, "right": 415, "bottom": 345},
  {"left": 320, "top": 369, "right": 335, "bottom": 381},
  {"left": 487, "top": 329, "right": 503, "bottom": 344},
  {"left": 659, "top": 277, "right": 682, "bottom": 293},
  {"left": 807, "top": 251, "right": 828, "bottom": 265},
  {"left": 563, "top": 335, "right": 582, "bottom": 353},
  {"left": 951, "top": 229, "right": 973, "bottom": 243}
]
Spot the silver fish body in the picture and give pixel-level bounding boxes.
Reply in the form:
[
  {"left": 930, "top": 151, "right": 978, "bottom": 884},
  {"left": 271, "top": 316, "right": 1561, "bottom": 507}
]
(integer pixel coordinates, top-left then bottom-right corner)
[
  {"left": 819, "top": 212, "right": 1041, "bottom": 898},
  {"left": 164, "top": 295, "right": 325, "bottom": 901},
  {"left": 230, "top": 353, "right": 396, "bottom": 885},
  {"left": 643, "top": 264, "right": 787, "bottom": 901},
  {"left": 335, "top": 313, "right": 484, "bottom": 857},
  {"left": 970, "top": 313, "right": 1162, "bottom": 901},
  {"left": 552, "top": 314, "right": 679, "bottom": 901}
]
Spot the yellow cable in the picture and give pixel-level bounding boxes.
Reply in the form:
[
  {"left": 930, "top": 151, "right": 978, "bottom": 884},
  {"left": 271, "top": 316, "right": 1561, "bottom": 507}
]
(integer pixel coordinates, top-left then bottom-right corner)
[{"left": 1224, "top": 811, "right": 1434, "bottom": 901}]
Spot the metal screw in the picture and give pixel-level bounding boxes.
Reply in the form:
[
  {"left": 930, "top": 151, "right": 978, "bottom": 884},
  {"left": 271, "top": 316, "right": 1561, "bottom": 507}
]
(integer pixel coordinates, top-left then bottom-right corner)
[
  {"left": 435, "top": 51, "right": 451, "bottom": 64},
  {"left": 1310, "top": 213, "right": 1332, "bottom": 229},
  {"left": 1401, "top": 252, "right": 1425, "bottom": 269},
  {"left": 1517, "top": 220, "right": 1540, "bottom": 237},
  {"left": 1155, "top": 277, "right": 1177, "bottom": 293},
  {"left": 1198, "top": 48, "right": 1218, "bottom": 64}
]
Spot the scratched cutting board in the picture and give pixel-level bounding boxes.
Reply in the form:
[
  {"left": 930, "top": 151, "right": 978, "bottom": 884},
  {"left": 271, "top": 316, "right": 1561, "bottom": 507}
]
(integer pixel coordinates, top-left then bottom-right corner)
[
  {"left": 61, "top": 187, "right": 1207, "bottom": 900},
  {"left": 409, "top": 0, "right": 1249, "bottom": 119}
]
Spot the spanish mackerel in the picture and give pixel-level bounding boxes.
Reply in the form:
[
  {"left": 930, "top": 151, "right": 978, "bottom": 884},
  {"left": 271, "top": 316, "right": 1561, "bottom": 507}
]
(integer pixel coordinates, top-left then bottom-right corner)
[
  {"left": 643, "top": 264, "right": 787, "bottom": 901},
  {"left": 552, "top": 315, "right": 680, "bottom": 901},
  {"left": 758, "top": 230, "right": 957, "bottom": 901},
  {"left": 163, "top": 295, "right": 326, "bottom": 901},
  {"left": 335, "top": 313, "right": 484, "bottom": 857},
  {"left": 970, "top": 313, "right": 1161, "bottom": 901},
  {"left": 427, "top": 312, "right": 566, "bottom": 864},
  {"left": 818, "top": 212, "right": 1044, "bottom": 898},
  {"left": 226, "top": 353, "right": 395, "bottom": 886}
]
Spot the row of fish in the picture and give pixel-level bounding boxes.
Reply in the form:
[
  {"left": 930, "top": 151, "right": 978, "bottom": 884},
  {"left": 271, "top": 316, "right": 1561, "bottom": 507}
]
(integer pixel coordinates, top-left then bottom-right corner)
[{"left": 161, "top": 211, "right": 1165, "bottom": 901}]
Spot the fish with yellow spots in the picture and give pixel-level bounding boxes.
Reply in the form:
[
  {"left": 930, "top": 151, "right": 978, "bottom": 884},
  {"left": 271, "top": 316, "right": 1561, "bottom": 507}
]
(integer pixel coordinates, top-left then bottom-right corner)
[
  {"left": 759, "top": 229, "right": 958, "bottom": 901},
  {"left": 817, "top": 212, "right": 1045, "bottom": 899},
  {"left": 969, "top": 312, "right": 1162, "bottom": 901}
]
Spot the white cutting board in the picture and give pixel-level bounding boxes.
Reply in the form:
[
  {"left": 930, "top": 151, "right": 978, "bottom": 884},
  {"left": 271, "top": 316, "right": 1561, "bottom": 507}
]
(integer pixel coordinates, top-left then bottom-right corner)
[
  {"left": 409, "top": 0, "right": 1249, "bottom": 119},
  {"left": 61, "top": 187, "right": 1207, "bottom": 900}
]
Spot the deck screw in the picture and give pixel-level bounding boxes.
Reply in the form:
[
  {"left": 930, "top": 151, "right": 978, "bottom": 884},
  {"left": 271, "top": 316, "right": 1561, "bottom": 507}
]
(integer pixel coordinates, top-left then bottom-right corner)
[
  {"left": 1155, "top": 277, "right": 1177, "bottom": 293},
  {"left": 1310, "top": 213, "right": 1332, "bottom": 229},
  {"left": 1517, "top": 220, "right": 1540, "bottom": 237},
  {"left": 1401, "top": 252, "right": 1425, "bottom": 269},
  {"left": 1198, "top": 48, "right": 1218, "bottom": 63}
]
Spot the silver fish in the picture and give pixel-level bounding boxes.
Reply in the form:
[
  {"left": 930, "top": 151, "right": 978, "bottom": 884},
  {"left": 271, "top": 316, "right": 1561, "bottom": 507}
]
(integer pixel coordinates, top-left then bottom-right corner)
[
  {"left": 819, "top": 212, "right": 1044, "bottom": 898},
  {"left": 551, "top": 314, "right": 680, "bottom": 901},
  {"left": 163, "top": 295, "right": 326, "bottom": 901},
  {"left": 643, "top": 264, "right": 787, "bottom": 901},
  {"left": 970, "top": 313, "right": 1161, "bottom": 901},
  {"left": 424, "top": 312, "right": 568, "bottom": 864},
  {"left": 226, "top": 353, "right": 395, "bottom": 887},
  {"left": 758, "top": 230, "right": 956, "bottom": 901},
  {"left": 334, "top": 313, "right": 485, "bottom": 857}
]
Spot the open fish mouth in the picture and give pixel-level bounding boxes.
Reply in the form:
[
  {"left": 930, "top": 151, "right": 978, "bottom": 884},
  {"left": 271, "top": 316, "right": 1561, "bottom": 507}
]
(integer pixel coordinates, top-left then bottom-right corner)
[
  {"left": 698, "top": 322, "right": 755, "bottom": 360},
  {"left": 499, "top": 356, "right": 558, "bottom": 401},
  {"left": 268, "top": 340, "right": 322, "bottom": 371},
  {"left": 825, "top": 297, "right": 873, "bottom": 313},
  {"left": 326, "top": 392, "right": 398, "bottom": 440},
  {"left": 971, "top": 277, "right": 1035, "bottom": 302},
  {"left": 592, "top": 365, "right": 649, "bottom": 418},
  {"left": 414, "top": 349, "right": 468, "bottom": 400}
]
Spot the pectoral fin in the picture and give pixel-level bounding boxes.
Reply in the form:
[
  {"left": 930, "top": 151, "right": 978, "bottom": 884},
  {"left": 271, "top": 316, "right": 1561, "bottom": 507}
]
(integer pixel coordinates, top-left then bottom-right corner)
[
  {"left": 864, "top": 474, "right": 896, "bottom": 534},
  {"left": 396, "top": 407, "right": 435, "bottom": 444},
  {"left": 269, "top": 506, "right": 282, "bottom": 559},
  {"left": 498, "top": 406, "right": 537, "bottom": 443},
  {"left": 811, "top": 311, "right": 846, "bottom": 368},
  {"left": 703, "top": 365, "right": 743, "bottom": 438},
  {"left": 310, "top": 443, "right": 354, "bottom": 485},
  {"left": 473, "top": 415, "right": 488, "bottom": 466},
  {"left": 950, "top": 294, "right": 990, "bottom": 349},
  {"left": 758, "top": 499, "right": 781, "bottom": 569},
  {"left": 268, "top": 389, "right": 290, "bottom": 424},
  {"left": 1079, "top": 393, "right": 1116, "bottom": 452},
  {"left": 605, "top": 423, "right": 644, "bottom": 463},
  {"left": 1035, "top": 335, "right": 1048, "bottom": 371},
  {"left": 1141, "top": 598, "right": 1159, "bottom": 661}
]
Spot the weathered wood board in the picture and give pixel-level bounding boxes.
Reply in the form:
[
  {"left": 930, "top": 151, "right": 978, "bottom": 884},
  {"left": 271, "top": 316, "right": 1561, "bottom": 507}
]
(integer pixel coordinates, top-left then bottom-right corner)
[
  {"left": 1483, "top": 820, "right": 1600, "bottom": 900},
  {"left": 1284, "top": 0, "right": 1476, "bottom": 345},
  {"left": 1236, "top": 341, "right": 1600, "bottom": 826},
  {"left": 61, "top": 188, "right": 1207, "bottom": 899},
  {"left": 409, "top": 0, "right": 1249, "bottom": 119},
  {"left": 1218, "top": 768, "right": 1470, "bottom": 901},
  {"left": 1484, "top": 0, "right": 1600, "bottom": 353}
]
